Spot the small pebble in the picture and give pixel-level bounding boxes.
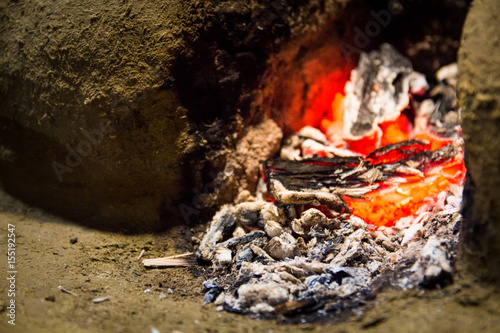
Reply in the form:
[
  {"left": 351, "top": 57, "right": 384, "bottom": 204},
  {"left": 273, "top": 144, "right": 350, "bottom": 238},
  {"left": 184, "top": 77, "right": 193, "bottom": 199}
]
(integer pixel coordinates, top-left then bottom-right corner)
[
  {"left": 203, "top": 280, "right": 218, "bottom": 290},
  {"left": 92, "top": 296, "right": 110, "bottom": 303},
  {"left": 69, "top": 237, "right": 78, "bottom": 244},
  {"left": 390, "top": 253, "right": 398, "bottom": 264}
]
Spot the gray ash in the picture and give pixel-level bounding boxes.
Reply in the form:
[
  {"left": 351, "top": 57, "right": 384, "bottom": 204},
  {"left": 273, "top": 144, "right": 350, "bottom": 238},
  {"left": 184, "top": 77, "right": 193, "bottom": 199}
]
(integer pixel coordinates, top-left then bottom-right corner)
[{"left": 196, "top": 193, "right": 462, "bottom": 321}]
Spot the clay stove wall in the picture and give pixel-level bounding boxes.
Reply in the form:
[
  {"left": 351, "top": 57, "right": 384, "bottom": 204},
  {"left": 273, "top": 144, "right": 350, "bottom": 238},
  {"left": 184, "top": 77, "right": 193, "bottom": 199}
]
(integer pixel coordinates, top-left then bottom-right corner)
[{"left": 0, "top": 0, "right": 347, "bottom": 232}]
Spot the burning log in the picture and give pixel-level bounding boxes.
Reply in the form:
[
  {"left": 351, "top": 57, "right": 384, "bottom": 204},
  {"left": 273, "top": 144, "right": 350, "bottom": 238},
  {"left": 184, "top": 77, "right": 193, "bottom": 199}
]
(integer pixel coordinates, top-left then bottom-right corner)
[{"left": 264, "top": 139, "right": 460, "bottom": 193}]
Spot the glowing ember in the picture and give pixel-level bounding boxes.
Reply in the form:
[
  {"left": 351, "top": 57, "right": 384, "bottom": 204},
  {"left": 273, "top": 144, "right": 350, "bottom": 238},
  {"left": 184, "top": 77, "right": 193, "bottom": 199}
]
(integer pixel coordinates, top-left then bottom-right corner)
[
  {"left": 278, "top": 44, "right": 466, "bottom": 228},
  {"left": 344, "top": 155, "right": 465, "bottom": 227}
]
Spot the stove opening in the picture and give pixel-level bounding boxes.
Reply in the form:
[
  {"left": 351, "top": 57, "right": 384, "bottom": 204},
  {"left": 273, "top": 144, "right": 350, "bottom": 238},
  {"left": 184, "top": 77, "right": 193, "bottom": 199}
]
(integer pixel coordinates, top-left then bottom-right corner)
[
  {"left": 145, "top": 0, "right": 472, "bottom": 323},
  {"left": 192, "top": 43, "right": 466, "bottom": 321}
]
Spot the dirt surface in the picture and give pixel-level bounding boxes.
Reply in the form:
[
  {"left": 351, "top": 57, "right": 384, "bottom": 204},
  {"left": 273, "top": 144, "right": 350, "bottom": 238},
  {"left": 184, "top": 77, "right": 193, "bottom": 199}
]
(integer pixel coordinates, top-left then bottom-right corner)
[{"left": 0, "top": 189, "right": 499, "bottom": 333}]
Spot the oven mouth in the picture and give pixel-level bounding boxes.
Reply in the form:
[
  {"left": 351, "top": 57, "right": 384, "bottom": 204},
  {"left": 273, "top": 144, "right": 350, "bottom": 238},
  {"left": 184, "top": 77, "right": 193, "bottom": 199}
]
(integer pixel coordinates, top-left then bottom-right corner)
[{"left": 191, "top": 40, "right": 466, "bottom": 321}]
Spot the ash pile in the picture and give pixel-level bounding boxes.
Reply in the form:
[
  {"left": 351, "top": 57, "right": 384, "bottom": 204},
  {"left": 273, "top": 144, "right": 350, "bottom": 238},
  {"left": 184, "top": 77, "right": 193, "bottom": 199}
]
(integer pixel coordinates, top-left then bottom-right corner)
[{"left": 196, "top": 44, "right": 465, "bottom": 321}]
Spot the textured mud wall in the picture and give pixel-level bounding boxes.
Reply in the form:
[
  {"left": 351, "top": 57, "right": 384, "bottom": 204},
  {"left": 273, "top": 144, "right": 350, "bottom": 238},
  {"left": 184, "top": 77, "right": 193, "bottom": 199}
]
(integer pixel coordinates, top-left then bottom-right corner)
[
  {"left": 0, "top": 1, "right": 205, "bottom": 232},
  {"left": 0, "top": 0, "right": 348, "bottom": 232},
  {"left": 458, "top": 0, "right": 500, "bottom": 283}
]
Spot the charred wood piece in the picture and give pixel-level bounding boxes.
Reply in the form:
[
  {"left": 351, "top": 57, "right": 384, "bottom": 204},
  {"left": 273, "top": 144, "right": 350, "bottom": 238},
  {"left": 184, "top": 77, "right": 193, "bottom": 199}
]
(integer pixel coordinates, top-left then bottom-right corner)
[
  {"left": 263, "top": 139, "right": 460, "bottom": 206},
  {"left": 268, "top": 179, "right": 350, "bottom": 213}
]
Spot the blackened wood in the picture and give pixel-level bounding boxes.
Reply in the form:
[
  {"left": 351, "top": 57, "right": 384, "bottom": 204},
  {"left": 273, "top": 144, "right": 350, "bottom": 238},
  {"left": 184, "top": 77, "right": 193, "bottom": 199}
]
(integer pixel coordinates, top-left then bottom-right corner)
[{"left": 263, "top": 140, "right": 460, "bottom": 201}]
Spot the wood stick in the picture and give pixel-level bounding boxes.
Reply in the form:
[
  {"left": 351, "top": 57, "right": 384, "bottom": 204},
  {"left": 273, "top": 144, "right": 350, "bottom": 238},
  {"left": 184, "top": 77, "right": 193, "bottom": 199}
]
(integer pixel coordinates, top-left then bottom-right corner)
[
  {"left": 137, "top": 249, "right": 145, "bottom": 260},
  {"left": 92, "top": 296, "right": 110, "bottom": 303},
  {"left": 160, "top": 252, "right": 194, "bottom": 259},
  {"left": 142, "top": 253, "right": 196, "bottom": 267}
]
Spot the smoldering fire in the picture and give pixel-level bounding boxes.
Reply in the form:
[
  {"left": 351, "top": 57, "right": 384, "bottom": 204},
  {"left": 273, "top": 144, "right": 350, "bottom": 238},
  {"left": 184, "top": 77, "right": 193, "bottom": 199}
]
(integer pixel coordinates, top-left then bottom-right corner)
[{"left": 195, "top": 44, "right": 465, "bottom": 320}]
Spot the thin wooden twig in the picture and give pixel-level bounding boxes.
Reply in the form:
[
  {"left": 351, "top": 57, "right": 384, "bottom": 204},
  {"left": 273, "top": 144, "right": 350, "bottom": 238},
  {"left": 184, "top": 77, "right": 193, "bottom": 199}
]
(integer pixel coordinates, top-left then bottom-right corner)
[
  {"left": 161, "top": 252, "right": 195, "bottom": 259},
  {"left": 142, "top": 252, "right": 196, "bottom": 267},
  {"left": 143, "top": 258, "right": 195, "bottom": 267},
  {"left": 137, "top": 249, "right": 145, "bottom": 260}
]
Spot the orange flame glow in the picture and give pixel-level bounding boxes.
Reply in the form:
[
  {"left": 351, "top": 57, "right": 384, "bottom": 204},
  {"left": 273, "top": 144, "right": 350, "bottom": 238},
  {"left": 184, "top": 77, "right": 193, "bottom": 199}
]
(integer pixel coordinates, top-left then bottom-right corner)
[
  {"left": 305, "top": 77, "right": 465, "bottom": 228},
  {"left": 344, "top": 154, "right": 465, "bottom": 227}
]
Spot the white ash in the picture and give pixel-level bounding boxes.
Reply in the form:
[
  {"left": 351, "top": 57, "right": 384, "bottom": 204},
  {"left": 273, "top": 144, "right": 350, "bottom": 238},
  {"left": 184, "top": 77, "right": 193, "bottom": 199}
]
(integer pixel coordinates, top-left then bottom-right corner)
[
  {"left": 436, "top": 63, "right": 458, "bottom": 88},
  {"left": 269, "top": 179, "right": 345, "bottom": 210},
  {"left": 264, "top": 233, "right": 297, "bottom": 260},
  {"left": 298, "top": 126, "right": 328, "bottom": 143},
  {"left": 214, "top": 247, "right": 232, "bottom": 266},
  {"left": 412, "top": 236, "right": 453, "bottom": 287},
  {"left": 197, "top": 188, "right": 463, "bottom": 318}
]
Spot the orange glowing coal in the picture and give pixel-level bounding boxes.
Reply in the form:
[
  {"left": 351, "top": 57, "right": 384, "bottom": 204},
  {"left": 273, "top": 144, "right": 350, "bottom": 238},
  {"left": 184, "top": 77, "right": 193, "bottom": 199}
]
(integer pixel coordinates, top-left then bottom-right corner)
[
  {"left": 344, "top": 155, "right": 465, "bottom": 227},
  {"left": 303, "top": 84, "right": 465, "bottom": 228}
]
